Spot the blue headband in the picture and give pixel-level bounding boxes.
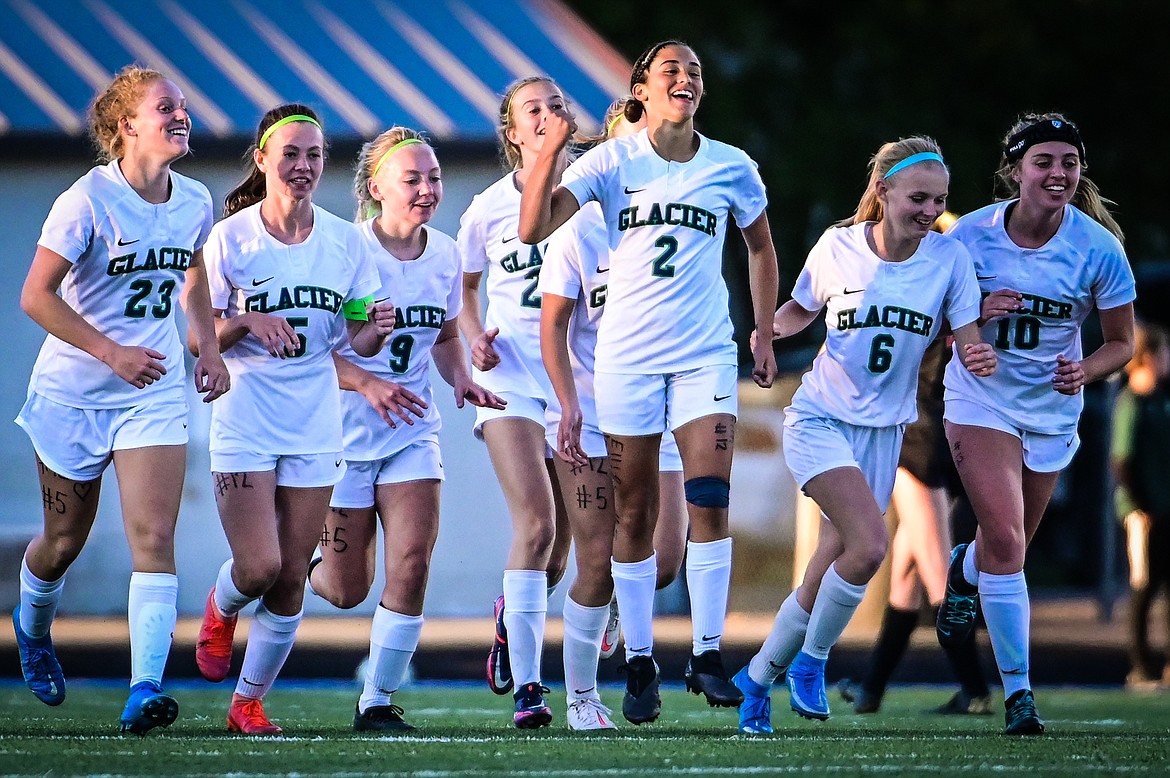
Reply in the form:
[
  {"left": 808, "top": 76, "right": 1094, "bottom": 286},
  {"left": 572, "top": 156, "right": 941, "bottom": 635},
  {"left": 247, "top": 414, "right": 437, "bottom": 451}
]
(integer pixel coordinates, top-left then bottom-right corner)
[{"left": 883, "top": 152, "right": 945, "bottom": 179}]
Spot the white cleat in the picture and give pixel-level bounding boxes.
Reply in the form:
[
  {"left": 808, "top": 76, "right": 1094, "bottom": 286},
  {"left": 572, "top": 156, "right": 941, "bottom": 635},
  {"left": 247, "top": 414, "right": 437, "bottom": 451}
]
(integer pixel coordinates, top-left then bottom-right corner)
[
  {"left": 600, "top": 598, "right": 620, "bottom": 660},
  {"left": 567, "top": 697, "right": 618, "bottom": 731}
]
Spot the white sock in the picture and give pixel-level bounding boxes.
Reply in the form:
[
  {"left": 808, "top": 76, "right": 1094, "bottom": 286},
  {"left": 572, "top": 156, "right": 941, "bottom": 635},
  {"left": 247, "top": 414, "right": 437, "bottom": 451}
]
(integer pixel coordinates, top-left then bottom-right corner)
[
  {"left": 359, "top": 606, "right": 423, "bottom": 713},
  {"left": 686, "top": 538, "right": 732, "bottom": 655},
  {"left": 127, "top": 572, "right": 178, "bottom": 687},
  {"left": 979, "top": 570, "right": 1031, "bottom": 697},
  {"left": 963, "top": 541, "right": 980, "bottom": 588},
  {"left": 502, "top": 569, "right": 547, "bottom": 688},
  {"left": 18, "top": 556, "right": 65, "bottom": 638},
  {"left": 562, "top": 596, "right": 608, "bottom": 702},
  {"left": 612, "top": 554, "right": 657, "bottom": 660},
  {"left": 234, "top": 602, "right": 300, "bottom": 700},
  {"left": 214, "top": 560, "right": 254, "bottom": 617},
  {"left": 748, "top": 591, "right": 811, "bottom": 685},
  {"left": 801, "top": 563, "right": 867, "bottom": 660}
]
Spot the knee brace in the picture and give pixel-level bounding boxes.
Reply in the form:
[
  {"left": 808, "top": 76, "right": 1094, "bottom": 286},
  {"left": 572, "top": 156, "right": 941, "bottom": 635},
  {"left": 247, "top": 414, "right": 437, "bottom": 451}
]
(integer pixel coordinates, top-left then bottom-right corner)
[{"left": 684, "top": 476, "right": 730, "bottom": 509}]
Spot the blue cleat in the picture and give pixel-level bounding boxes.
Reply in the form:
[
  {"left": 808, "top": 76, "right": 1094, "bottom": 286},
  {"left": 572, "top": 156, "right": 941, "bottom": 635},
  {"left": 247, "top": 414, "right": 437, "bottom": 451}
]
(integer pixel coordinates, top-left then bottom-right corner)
[
  {"left": 786, "top": 651, "right": 830, "bottom": 720},
  {"left": 12, "top": 606, "right": 65, "bottom": 706},
  {"left": 120, "top": 681, "right": 179, "bottom": 735},
  {"left": 732, "top": 666, "right": 772, "bottom": 734}
]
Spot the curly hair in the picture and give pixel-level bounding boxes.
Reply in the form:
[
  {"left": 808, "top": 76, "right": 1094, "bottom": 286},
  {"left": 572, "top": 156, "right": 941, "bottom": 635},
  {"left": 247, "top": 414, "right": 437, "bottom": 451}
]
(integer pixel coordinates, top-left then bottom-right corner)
[{"left": 87, "top": 65, "right": 165, "bottom": 162}]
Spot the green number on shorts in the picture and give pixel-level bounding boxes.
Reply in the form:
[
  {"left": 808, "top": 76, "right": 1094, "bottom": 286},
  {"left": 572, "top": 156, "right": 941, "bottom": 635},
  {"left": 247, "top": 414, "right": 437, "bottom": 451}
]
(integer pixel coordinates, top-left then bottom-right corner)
[
  {"left": 867, "top": 334, "right": 895, "bottom": 373},
  {"left": 388, "top": 333, "right": 414, "bottom": 373},
  {"left": 651, "top": 235, "right": 678, "bottom": 278},
  {"left": 520, "top": 266, "right": 542, "bottom": 309},
  {"left": 288, "top": 316, "right": 308, "bottom": 358},
  {"left": 124, "top": 278, "right": 176, "bottom": 319},
  {"left": 994, "top": 315, "right": 1041, "bottom": 350}
]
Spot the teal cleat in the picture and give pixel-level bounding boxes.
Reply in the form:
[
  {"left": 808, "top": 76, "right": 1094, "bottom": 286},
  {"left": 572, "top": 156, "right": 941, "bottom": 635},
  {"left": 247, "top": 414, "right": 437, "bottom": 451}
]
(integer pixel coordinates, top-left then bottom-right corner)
[
  {"left": 732, "top": 666, "right": 773, "bottom": 734},
  {"left": 12, "top": 606, "right": 65, "bottom": 706}
]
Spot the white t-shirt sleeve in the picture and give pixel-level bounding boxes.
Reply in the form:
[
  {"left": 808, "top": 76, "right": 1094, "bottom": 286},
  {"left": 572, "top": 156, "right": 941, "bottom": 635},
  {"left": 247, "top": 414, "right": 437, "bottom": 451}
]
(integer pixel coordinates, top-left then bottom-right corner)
[
  {"left": 943, "top": 242, "right": 982, "bottom": 329},
  {"left": 193, "top": 185, "right": 215, "bottom": 251},
  {"left": 348, "top": 233, "right": 382, "bottom": 302},
  {"left": 538, "top": 220, "right": 584, "bottom": 300},
  {"left": 730, "top": 156, "right": 768, "bottom": 229},
  {"left": 559, "top": 146, "right": 605, "bottom": 212},
  {"left": 1091, "top": 236, "right": 1137, "bottom": 310},
  {"left": 789, "top": 230, "right": 833, "bottom": 312},
  {"left": 203, "top": 227, "right": 233, "bottom": 310},
  {"left": 457, "top": 197, "right": 489, "bottom": 274},
  {"left": 37, "top": 185, "right": 93, "bottom": 263}
]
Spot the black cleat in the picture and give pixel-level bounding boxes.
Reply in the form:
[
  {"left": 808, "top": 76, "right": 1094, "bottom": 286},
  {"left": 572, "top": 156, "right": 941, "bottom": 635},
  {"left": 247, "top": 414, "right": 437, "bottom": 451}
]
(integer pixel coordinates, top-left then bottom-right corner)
[
  {"left": 1003, "top": 689, "right": 1045, "bottom": 735},
  {"left": 512, "top": 682, "right": 553, "bottom": 729},
  {"left": 837, "top": 678, "right": 881, "bottom": 714},
  {"left": 684, "top": 649, "right": 744, "bottom": 707},
  {"left": 621, "top": 655, "right": 661, "bottom": 724},
  {"left": 353, "top": 703, "right": 416, "bottom": 732},
  {"left": 927, "top": 689, "right": 993, "bottom": 716},
  {"left": 936, "top": 544, "right": 979, "bottom": 649}
]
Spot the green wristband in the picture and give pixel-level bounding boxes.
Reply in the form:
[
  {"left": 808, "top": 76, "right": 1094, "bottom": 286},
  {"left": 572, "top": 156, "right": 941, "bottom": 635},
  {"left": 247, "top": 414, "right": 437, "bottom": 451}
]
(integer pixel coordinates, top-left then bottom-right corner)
[{"left": 342, "top": 296, "right": 374, "bottom": 321}]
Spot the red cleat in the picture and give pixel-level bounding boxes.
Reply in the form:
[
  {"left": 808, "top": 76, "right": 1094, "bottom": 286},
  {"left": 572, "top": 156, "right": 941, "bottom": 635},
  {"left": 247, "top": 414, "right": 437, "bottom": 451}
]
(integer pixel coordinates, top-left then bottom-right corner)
[
  {"left": 227, "top": 693, "right": 282, "bottom": 735},
  {"left": 196, "top": 588, "right": 237, "bottom": 683}
]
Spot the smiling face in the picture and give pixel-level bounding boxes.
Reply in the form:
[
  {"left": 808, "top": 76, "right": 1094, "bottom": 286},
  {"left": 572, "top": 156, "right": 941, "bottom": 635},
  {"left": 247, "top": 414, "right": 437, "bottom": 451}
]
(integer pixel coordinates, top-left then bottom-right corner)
[
  {"left": 504, "top": 79, "right": 567, "bottom": 167},
  {"left": 123, "top": 78, "right": 190, "bottom": 163},
  {"left": 255, "top": 121, "right": 325, "bottom": 202},
  {"left": 1013, "top": 140, "right": 1082, "bottom": 211},
  {"left": 877, "top": 163, "right": 950, "bottom": 242},
  {"left": 634, "top": 44, "right": 703, "bottom": 123},
  {"left": 369, "top": 142, "right": 442, "bottom": 230}
]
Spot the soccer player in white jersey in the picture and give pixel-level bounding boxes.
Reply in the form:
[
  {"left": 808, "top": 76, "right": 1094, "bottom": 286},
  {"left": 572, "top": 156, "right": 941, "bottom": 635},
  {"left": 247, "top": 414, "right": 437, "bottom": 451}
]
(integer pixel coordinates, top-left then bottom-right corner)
[
  {"left": 193, "top": 105, "right": 393, "bottom": 736},
  {"left": 538, "top": 97, "right": 689, "bottom": 731},
  {"left": 305, "top": 127, "right": 503, "bottom": 732},
  {"left": 457, "top": 76, "right": 580, "bottom": 729},
  {"left": 730, "top": 137, "right": 996, "bottom": 732},
  {"left": 14, "top": 65, "right": 229, "bottom": 735},
  {"left": 519, "top": 40, "right": 779, "bottom": 724},
  {"left": 935, "top": 114, "right": 1136, "bottom": 735}
]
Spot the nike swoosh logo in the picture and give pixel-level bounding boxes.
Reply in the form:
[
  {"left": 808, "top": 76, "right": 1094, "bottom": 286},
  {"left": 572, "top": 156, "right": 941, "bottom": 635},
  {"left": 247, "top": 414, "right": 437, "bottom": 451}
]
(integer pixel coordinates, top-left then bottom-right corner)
[
  {"left": 844, "top": 287, "right": 865, "bottom": 294},
  {"left": 253, "top": 276, "right": 275, "bottom": 286},
  {"left": 1066, "top": 439, "right": 1074, "bottom": 447},
  {"left": 597, "top": 266, "right": 609, "bottom": 273},
  {"left": 573, "top": 687, "right": 595, "bottom": 696},
  {"left": 48, "top": 679, "right": 58, "bottom": 695},
  {"left": 768, "top": 660, "right": 786, "bottom": 671},
  {"left": 701, "top": 633, "right": 722, "bottom": 642},
  {"left": 335, "top": 459, "right": 344, "bottom": 467},
  {"left": 629, "top": 645, "right": 651, "bottom": 653},
  {"left": 242, "top": 678, "right": 261, "bottom": 686},
  {"left": 117, "top": 237, "right": 139, "bottom": 246},
  {"left": 501, "top": 235, "right": 519, "bottom": 244},
  {"left": 976, "top": 275, "right": 997, "bottom": 281},
  {"left": 713, "top": 394, "right": 731, "bottom": 402},
  {"left": 29, "top": 602, "right": 51, "bottom": 609},
  {"left": 374, "top": 297, "right": 392, "bottom": 303},
  {"left": 624, "top": 186, "right": 645, "bottom": 194}
]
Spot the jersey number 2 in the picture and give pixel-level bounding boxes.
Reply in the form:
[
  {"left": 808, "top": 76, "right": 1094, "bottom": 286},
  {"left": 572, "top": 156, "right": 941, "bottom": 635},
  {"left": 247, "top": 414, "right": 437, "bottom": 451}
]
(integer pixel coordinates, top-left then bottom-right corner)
[{"left": 651, "top": 236, "right": 678, "bottom": 278}]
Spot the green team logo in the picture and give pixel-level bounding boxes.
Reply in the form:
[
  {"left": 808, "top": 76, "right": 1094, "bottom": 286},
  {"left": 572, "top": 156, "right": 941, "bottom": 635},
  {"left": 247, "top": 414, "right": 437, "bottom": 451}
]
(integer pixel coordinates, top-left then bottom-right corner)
[
  {"left": 244, "top": 285, "right": 344, "bottom": 315},
  {"left": 836, "top": 304, "right": 933, "bottom": 375},
  {"left": 617, "top": 202, "right": 717, "bottom": 236},
  {"left": 986, "top": 291, "right": 1071, "bottom": 352},
  {"left": 501, "top": 245, "right": 544, "bottom": 309}
]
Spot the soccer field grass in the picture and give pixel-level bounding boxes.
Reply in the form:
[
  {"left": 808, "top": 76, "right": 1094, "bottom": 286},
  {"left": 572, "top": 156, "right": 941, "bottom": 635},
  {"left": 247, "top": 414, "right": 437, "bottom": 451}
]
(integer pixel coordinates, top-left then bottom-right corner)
[{"left": 1, "top": 681, "right": 1167, "bottom": 776}]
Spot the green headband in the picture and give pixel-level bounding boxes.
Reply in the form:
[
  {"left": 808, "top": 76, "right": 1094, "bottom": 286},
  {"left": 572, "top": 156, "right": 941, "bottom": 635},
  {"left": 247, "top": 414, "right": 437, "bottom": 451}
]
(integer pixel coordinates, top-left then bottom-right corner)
[
  {"left": 258, "top": 114, "right": 322, "bottom": 150},
  {"left": 372, "top": 138, "right": 425, "bottom": 178},
  {"left": 605, "top": 112, "right": 624, "bottom": 136}
]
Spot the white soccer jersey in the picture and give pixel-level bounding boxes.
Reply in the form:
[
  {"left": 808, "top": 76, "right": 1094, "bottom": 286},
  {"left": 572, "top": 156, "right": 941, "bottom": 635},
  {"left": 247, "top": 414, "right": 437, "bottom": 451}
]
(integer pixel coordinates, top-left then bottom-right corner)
[
  {"left": 560, "top": 129, "right": 767, "bottom": 374},
  {"left": 537, "top": 202, "right": 607, "bottom": 428},
  {"left": 204, "top": 203, "right": 380, "bottom": 456},
  {"left": 944, "top": 200, "right": 1136, "bottom": 434},
  {"left": 458, "top": 172, "right": 554, "bottom": 402},
  {"left": 337, "top": 221, "right": 463, "bottom": 461},
  {"left": 28, "top": 160, "right": 213, "bottom": 408},
  {"left": 788, "top": 224, "right": 981, "bottom": 428}
]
